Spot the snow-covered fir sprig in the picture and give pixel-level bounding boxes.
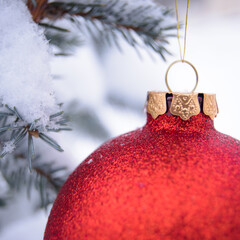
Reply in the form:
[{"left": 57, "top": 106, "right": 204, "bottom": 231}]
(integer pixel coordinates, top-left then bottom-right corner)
[
  {"left": 0, "top": 0, "right": 71, "bottom": 170},
  {"left": 0, "top": 105, "right": 71, "bottom": 171},
  {"left": 27, "top": 0, "right": 175, "bottom": 59},
  {"left": 0, "top": 0, "right": 58, "bottom": 126}
]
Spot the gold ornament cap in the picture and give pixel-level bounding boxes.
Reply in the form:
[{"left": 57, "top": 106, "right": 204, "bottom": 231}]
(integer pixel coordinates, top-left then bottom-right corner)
[{"left": 147, "top": 92, "right": 218, "bottom": 121}]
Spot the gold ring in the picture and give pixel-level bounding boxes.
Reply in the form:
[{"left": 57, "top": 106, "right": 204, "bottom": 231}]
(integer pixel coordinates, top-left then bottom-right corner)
[{"left": 165, "top": 60, "right": 199, "bottom": 93}]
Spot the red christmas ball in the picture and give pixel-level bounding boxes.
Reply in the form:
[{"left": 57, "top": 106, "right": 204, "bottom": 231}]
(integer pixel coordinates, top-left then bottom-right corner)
[{"left": 45, "top": 94, "right": 240, "bottom": 240}]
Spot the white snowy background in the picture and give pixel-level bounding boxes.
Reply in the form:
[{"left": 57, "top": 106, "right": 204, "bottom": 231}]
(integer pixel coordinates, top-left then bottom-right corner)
[{"left": 0, "top": 0, "right": 240, "bottom": 239}]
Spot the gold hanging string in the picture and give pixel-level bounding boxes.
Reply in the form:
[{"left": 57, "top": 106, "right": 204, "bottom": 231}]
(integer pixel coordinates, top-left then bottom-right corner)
[
  {"left": 175, "top": 0, "right": 189, "bottom": 62},
  {"left": 165, "top": 0, "right": 199, "bottom": 93}
]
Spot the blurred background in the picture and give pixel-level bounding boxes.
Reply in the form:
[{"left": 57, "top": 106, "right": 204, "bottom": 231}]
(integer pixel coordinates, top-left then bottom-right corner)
[{"left": 0, "top": 0, "right": 240, "bottom": 239}]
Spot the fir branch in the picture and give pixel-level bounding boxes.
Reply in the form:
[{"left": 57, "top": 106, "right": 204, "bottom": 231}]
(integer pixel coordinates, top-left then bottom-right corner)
[
  {"left": 28, "top": 0, "right": 176, "bottom": 58},
  {"left": 0, "top": 105, "right": 71, "bottom": 170},
  {"left": 43, "top": 24, "right": 83, "bottom": 55},
  {"left": 27, "top": 0, "right": 48, "bottom": 23},
  {"left": 0, "top": 154, "right": 68, "bottom": 208}
]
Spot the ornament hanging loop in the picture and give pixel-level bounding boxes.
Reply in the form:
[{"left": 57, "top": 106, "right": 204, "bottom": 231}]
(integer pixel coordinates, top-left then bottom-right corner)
[
  {"left": 165, "top": 60, "right": 199, "bottom": 93},
  {"left": 164, "top": 0, "right": 198, "bottom": 93}
]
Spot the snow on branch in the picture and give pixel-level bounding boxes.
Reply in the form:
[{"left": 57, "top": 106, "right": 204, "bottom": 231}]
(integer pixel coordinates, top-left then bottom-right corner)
[
  {"left": 0, "top": 0, "right": 70, "bottom": 164},
  {"left": 0, "top": 0, "right": 57, "bottom": 125}
]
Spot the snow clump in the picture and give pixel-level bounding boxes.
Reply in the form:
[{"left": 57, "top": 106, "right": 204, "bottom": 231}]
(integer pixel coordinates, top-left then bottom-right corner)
[{"left": 0, "top": 0, "right": 58, "bottom": 127}]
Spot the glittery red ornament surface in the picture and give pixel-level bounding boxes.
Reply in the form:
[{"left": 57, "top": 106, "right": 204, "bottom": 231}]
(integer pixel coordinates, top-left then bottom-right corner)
[{"left": 45, "top": 99, "right": 240, "bottom": 240}]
